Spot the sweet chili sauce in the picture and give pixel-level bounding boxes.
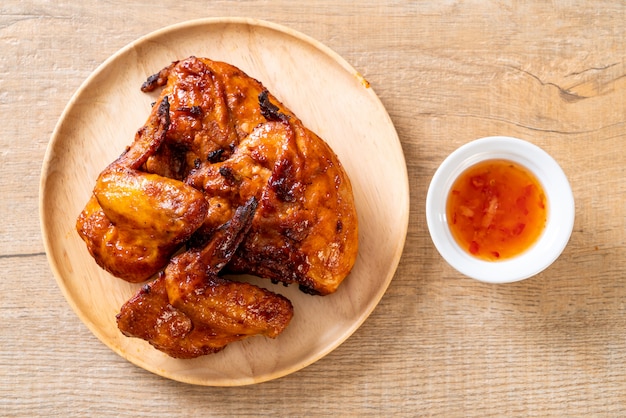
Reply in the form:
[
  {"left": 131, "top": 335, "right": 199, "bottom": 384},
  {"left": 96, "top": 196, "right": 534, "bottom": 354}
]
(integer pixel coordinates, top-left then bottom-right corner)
[{"left": 446, "top": 159, "right": 547, "bottom": 261}]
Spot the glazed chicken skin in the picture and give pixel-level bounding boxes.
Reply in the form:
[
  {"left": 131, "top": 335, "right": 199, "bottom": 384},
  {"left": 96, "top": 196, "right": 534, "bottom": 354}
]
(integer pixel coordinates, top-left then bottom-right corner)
[
  {"left": 117, "top": 199, "right": 294, "bottom": 359},
  {"left": 141, "top": 57, "right": 359, "bottom": 295},
  {"left": 77, "top": 56, "right": 358, "bottom": 359},
  {"left": 76, "top": 98, "right": 208, "bottom": 282}
]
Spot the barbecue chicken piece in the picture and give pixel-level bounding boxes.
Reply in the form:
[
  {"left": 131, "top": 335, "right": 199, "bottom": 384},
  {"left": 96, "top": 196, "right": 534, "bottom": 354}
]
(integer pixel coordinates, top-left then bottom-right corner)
[
  {"left": 76, "top": 98, "right": 208, "bottom": 282},
  {"left": 141, "top": 57, "right": 359, "bottom": 295},
  {"left": 116, "top": 199, "right": 294, "bottom": 359}
]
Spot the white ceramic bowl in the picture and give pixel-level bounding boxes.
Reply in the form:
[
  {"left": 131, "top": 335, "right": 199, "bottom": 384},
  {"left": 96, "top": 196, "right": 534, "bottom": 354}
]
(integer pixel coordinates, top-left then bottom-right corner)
[{"left": 426, "top": 136, "right": 575, "bottom": 283}]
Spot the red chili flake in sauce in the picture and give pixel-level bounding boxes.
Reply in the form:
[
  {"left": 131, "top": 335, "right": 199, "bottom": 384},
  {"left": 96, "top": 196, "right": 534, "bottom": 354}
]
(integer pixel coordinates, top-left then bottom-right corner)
[{"left": 446, "top": 159, "right": 547, "bottom": 261}]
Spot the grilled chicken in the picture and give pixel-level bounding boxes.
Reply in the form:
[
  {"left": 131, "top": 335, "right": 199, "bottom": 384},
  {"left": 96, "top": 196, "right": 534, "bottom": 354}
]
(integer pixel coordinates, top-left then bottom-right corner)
[
  {"left": 141, "top": 57, "right": 359, "bottom": 295},
  {"left": 116, "top": 199, "right": 294, "bottom": 359},
  {"left": 76, "top": 98, "right": 208, "bottom": 282},
  {"left": 77, "top": 56, "right": 358, "bottom": 358}
]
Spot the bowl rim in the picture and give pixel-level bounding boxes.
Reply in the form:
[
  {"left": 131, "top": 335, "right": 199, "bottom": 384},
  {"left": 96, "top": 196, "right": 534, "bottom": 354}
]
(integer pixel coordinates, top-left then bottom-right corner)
[{"left": 425, "top": 136, "right": 575, "bottom": 283}]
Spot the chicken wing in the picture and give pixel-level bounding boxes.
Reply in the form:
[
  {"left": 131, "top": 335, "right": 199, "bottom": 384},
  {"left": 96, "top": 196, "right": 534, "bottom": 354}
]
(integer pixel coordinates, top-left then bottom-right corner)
[
  {"left": 116, "top": 199, "right": 294, "bottom": 358},
  {"left": 76, "top": 97, "right": 208, "bottom": 282}
]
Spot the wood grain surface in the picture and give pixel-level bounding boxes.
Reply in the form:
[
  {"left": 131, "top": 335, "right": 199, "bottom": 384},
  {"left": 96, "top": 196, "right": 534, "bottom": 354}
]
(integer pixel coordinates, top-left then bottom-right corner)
[{"left": 2, "top": 1, "right": 625, "bottom": 416}]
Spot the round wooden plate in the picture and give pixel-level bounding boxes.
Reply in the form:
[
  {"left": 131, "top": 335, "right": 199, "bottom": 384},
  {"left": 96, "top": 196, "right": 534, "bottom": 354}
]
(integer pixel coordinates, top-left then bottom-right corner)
[{"left": 40, "top": 18, "right": 409, "bottom": 386}]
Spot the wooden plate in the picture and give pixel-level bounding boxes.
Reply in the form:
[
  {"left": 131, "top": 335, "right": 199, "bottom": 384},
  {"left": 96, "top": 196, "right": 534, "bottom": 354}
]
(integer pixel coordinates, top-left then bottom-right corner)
[{"left": 40, "top": 18, "right": 409, "bottom": 386}]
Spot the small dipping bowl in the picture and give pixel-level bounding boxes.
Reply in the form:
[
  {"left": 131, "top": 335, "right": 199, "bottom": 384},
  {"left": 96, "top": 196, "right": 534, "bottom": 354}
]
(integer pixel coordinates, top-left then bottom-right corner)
[{"left": 426, "top": 136, "right": 575, "bottom": 283}]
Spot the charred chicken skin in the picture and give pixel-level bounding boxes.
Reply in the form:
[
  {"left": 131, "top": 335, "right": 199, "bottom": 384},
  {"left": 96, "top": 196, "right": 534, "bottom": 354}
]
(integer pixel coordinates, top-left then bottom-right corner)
[{"left": 76, "top": 56, "right": 358, "bottom": 357}]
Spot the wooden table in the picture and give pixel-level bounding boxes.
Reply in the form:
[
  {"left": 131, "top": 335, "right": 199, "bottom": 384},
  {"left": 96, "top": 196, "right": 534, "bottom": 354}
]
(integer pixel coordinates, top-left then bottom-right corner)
[{"left": 2, "top": 1, "right": 625, "bottom": 416}]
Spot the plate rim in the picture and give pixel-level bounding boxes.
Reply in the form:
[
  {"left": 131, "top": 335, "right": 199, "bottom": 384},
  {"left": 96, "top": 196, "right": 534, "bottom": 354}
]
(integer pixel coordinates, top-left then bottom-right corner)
[{"left": 39, "top": 17, "right": 410, "bottom": 386}]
